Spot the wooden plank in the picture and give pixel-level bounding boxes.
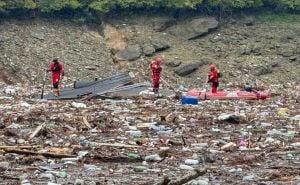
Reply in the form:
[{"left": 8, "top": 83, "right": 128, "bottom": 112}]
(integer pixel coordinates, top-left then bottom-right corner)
[
  {"left": 29, "top": 124, "right": 44, "bottom": 139},
  {"left": 96, "top": 143, "right": 142, "bottom": 148},
  {"left": 82, "top": 116, "right": 92, "bottom": 129}
]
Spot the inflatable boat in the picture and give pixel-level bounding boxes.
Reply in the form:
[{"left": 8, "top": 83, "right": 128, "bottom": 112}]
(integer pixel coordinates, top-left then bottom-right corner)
[{"left": 186, "top": 89, "right": 270, "bottom": 100}]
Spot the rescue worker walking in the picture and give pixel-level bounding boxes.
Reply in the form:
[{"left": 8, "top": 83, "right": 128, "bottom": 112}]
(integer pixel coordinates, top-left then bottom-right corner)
[
  {"left": 150, "top": 57, "right": 162, "bottom": 95},
  {"left": 207, "top": 64, "right": 219, "bottom": 93},
  {"left": 47, "top": 57, "right": 64, "bottom": 96}
]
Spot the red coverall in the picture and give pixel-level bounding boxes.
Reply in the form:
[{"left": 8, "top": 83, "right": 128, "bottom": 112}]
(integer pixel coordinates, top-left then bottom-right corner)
[
  {"left": 150, "top": 59, "right": 162, "bottom": 93},
  {"left": 208, "top": 65, "right": 219, "bottom": 93},
  {"left": 47, "top": 60, "right": 64, "bottom": 95}
]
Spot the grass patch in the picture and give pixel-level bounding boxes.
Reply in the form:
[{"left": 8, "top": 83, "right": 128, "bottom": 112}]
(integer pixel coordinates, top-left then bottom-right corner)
[{"left": 256, "top": 12, "right": 300, "bottom": 23}]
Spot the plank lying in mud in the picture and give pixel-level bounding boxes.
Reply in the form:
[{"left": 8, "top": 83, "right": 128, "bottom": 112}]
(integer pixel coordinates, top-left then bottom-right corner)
[
  {"left": 4, "top": 149, "right": 76, "bottom": 158},
  {"left": 92, "top": 155, "right": 143, "bottom": 163},
  {"left": 143, "top": 168, "right": 207, "bottom": 185},
  {"left": 0, "top": 175, "right": 20, "bottom": 180},
  {"left": 94, "top": 143, "right": 142, "bottom": 148}
]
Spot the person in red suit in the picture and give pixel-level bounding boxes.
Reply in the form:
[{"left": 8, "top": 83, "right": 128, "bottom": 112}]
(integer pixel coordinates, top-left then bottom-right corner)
[
  {"left": 150, "top": 57, "right": 162, "bottom": 94},
  {"left": 207, "top": 64, "right": 219, "bottom": 93},
  {"left": 47, "top": 57, "right": 64, "bottom": 96}
]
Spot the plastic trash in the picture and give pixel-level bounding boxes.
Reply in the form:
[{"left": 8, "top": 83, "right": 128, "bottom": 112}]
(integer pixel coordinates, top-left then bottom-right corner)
[
  {"left": 291, "top": 142, "right": 300, "bottom": 148},
  {"left": 47, "top": 183, "right": 61, "bottom": 185},
  {"left": 184, "top": 159, "right": 199, "bottom": 165},
  {"left": 277, "top": 108, "right": 289, "bottom": 116},
  {"left": 145, "top": 154, "right": 162, "bottom": 162},
  {"left": 125, "top": 130, "right": 143, "bottom": 137},
  {"left": 150, "top": 125, "right": 173, "bottom": 134},
  {"left": 40, "top": 173, "right": 54, "bottom": 180},
  {"left": 127, "top": 153, "right": 141, "bottom": 159},
  {"left": 133, "top": 166, "right": 147, "bottom": 172},
  {"left": 239, "top": 137, "right": 247, "bottom": 146},
  {"left": 179, "top": 164, "right": 194, "bottom": 170},
  {"left": 74, "top": 179, "right": 85, "bottom": 185},
  {"left": 55, "top": 171, "right": 67, "bottom": 178},
  {"left": 242, "top": 175, "right": 255, "bottom": 181},
  {"left": 181, "top": 96, "right": 199, "bottom": 105},
  {"left": 21, "top": 180, "right": 32, "bottom": 185},
  {"left": 71, "top": 102, "right": 87, "bottom": 109},
  {"left": 157, "top": 130, "right": 173, "bottom": 135},
  {"left": 20, "top": 101, "right": 31, "bottom": 108}
]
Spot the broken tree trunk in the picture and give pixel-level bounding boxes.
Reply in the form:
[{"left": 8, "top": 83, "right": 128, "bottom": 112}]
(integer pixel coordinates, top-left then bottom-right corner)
[
  {"left": 147, "top": 168, "right": 207, "bottom": 185},
  {"left": 168, "top": 168, "right": 207, "bottom": 185},
  {"left": 0, "top": 145, "right": 41, "bottom": 149},
  {"left": 5, "top": 149, "right": 76, "bottom": 158}
]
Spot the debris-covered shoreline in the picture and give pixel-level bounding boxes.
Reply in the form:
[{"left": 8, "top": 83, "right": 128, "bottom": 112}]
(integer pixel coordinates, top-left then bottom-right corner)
[{"left": 0, "top": 82, "right": 299, "bottom": 185}]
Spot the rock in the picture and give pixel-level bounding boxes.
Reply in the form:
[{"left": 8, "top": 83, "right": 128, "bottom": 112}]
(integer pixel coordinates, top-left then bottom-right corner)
[
  {"left": 85, "top": 66, "right": 97, "bottom": 70},
  {"left": 151, "top": 40, "right": 170, "bottom": 52},
  {"left": 252, "top": 64, "right": 273, "bottom": 76},
  {"left": 142, "top": 44, "right": 156, "bottom": 56},
  {"left": 289, "top": 55, "right": 299, "bottom": 62},
  {"left": 174, "top": 63, "right": 201, "bottom": 76},
  {"left": 167, "top": 17, "right": 219, "bottom": 40},
  {"left": 166, "top": 60, "right": 182, "bottom": 67},
  {"left": 0, "top": 35, "right": 10, "bottom": 42},
  {"left": 30, "top": 31, "right": 45, "bottom": 40},
  {"left": 152, "top": 17, "right": 176, "bottom": 32},
  {"left": 116, "top": 44, "right": 141, "bottom": 61},
  {"left": 201, "top": 152, "right": 216, "bottom": 163},
  {"left": 279, "top": 48, "right": 294, "bottom": 57},
  {"left": 0, "top": 162, "right": 10, "bottom": 170},
  {"left": 0, "top": 121, "right": 5, "bottom": 129},
  {"left": 244, "top": 17, "right": 255, "bottom": 26}
]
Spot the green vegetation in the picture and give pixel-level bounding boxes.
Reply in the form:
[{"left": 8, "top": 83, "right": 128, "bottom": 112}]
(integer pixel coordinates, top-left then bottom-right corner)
[
  {"left": 256, "top": 11, "right": 300, "bottom": 23},
  {"left": 0, "top": 0, "right": 299, "bottom": 16}
]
